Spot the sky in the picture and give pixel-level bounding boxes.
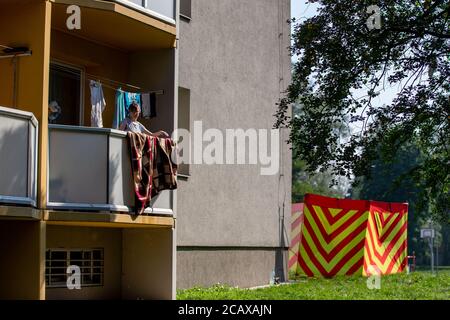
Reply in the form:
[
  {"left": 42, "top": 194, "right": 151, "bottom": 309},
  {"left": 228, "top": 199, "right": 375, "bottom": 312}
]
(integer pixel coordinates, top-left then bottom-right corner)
[{"left": 291, "top": 0, "right": 318, "bottom": 22}]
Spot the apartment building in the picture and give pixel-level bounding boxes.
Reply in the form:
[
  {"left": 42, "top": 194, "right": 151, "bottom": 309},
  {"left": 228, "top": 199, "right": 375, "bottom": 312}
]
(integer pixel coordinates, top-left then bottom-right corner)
[
  {"left": 176, "top": 0, "right": 292, "bottom": 288},
  {"left": 0, "top": 0, "right": 178, "bottom": 299},
  {"left": 0, "top": 0, "right": 291, "bottom": 299}
]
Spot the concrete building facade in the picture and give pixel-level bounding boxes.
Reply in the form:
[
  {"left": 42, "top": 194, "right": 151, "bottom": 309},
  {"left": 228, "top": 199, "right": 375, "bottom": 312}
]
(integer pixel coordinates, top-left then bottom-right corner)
[
  {"left": 0, "top": 0, "right": 291, "bottom": 298},
  {"left": 0, "top": 0, "right": 178, "bottom": 299},
  {"left": 176, "top": 0, "right": 292, "bottom": 288}
]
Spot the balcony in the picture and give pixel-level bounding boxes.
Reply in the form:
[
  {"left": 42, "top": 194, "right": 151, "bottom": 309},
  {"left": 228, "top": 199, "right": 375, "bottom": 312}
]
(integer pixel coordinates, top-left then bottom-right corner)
[
  {"left": 51, "top": 0, "right": 177, "bottom": 51},
  {"left": 111, "top": 0, "right": 177, "bottom": 24},
  {"left": 47, "top": 124, "right": 174, "bottom": 215},
  {"left": 0, "top": 1, "right": 176, "bottom": 217},
  {"left": 0, "top": 107, "right": 38, "bottom": 207}
]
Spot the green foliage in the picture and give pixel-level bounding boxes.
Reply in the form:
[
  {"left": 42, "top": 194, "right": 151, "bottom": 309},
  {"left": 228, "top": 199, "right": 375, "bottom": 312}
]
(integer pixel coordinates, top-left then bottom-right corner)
[
  {"left": 351, "top": 143, "right": 429, "bottom": 260},
  {"left": 292, "top": 158, "right": 345, "bottom": 203},
  {"left": 351, "top": 143, "right": 450, "bottom": 265},
  {"left": 177, "top": 271, "right": 450, "bottom": 300},
  {"left": 276, "top": 0, "right": 450, "bottom": 223},
  {"left": 291, "top": 102, "right": 349, "bottom": 203}
]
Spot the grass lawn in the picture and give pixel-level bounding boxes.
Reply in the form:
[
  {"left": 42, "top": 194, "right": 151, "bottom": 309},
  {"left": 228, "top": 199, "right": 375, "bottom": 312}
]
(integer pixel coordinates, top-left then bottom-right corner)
[{"left": 177, "top": 270, "right": 450, "bottom": 300}]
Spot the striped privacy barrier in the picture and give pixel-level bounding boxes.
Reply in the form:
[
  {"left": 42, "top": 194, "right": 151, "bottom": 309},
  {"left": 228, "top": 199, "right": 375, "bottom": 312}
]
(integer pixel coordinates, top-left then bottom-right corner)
[
  {"left": 290, "top": 194, "right": 408, "bottom": 277},
  {"left": 288, "top": 203, "right": 304, "bottom": 275}
]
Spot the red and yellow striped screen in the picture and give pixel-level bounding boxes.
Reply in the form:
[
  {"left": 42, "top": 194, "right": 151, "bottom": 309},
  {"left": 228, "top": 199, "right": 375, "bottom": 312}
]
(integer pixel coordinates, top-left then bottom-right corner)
[{"left": 291, "top": 194, "right": 408, "bottom": 277}]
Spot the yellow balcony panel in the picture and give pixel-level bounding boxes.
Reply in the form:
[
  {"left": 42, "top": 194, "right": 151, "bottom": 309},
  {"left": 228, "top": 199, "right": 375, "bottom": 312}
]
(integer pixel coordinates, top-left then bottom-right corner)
[
  {"left": 51, "top": 0, "right": 176, "bottom": 52},
  {"left": 0, "top": 205, "right": 42, "bottom": 221},
  {"left": 43, "top": 210, "right": 175, "bottom": 228}
]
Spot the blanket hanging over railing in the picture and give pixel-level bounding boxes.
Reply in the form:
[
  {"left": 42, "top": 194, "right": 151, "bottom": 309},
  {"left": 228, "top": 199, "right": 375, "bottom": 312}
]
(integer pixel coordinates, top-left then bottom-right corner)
[{"left": 127, "top": 132, "right": 177, "bottom": 215}]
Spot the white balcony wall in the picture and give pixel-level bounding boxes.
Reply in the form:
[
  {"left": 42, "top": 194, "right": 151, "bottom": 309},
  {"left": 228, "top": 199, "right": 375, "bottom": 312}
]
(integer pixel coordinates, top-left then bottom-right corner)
[
  {"left": 48, "top": 125, "right": 173, "bottom": 214},
  {"left": 0, "top": 106, "right": 38, "bottom": 206},
  {"left": 114, "top": 0, "right": 176, "bottom": 23},
  {"left": 147, "top": 0, "right": 176, "bottom": 21}
]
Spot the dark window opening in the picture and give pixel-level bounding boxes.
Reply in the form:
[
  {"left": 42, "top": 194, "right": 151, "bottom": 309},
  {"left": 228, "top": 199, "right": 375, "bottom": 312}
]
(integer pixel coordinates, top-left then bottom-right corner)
[
  {"left": 177, "top": 87, "right": 190, "bottom": 176},
  {"left": 180, "top": 0, "right": 191, "bottom": 20},
  {"left": 49, "top": 63, "right": 82, "bottom": 126}
]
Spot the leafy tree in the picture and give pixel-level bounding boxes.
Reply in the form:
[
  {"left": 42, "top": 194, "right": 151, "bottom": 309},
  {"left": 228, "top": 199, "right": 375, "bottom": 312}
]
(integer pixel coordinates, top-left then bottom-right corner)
[
  {"left": 291, "top": 102, "right": 348, "bottom": 202},
  {"left": 292, "top": 158, "right": 346, "bottom": 203},
  {"left": 350, "top": 144, "right": 430, "bottom": 263},
  {"left": 277, "top": 0, "right": 449, "bottom": 223}
]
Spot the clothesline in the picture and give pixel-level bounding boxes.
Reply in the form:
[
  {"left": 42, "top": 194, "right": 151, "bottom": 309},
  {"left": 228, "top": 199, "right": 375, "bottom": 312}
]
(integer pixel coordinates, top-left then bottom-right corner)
[
  {"left": 89, "top": 74, "right": 159, "bottom": 128},
  {"left": 89, "top": 78, "right": 164, "bottom": 95},
  {"left": 86, "top": 73, "right": 164, "bottom": 95},
  {"left": 50, "top": 63, "right": 164, "bottom": 95}
]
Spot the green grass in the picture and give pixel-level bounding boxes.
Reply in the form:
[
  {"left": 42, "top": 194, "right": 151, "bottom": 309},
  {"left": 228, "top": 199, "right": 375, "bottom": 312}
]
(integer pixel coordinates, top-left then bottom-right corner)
[{"left": 177, "top": 271, "right": 450, "bottom": 300}]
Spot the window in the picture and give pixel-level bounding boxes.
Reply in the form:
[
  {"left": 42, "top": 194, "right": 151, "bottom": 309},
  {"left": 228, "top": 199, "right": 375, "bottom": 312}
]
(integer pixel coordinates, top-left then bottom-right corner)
[
  {"left": 46, "top": 248, "right": 104, "bottom": 288},
  {"left": 180, "top": 0, "right": 191, "bottom": 20},
  {"left": 127, "top": 0, "right": 145, "bottom": 6},
  {"left": 125, "top": 0, "right": 176, "bottom": 21},
  {"left": 49, "top": 62, "right": 83, "bottom": 126},
  {"left": 178, "top": 87, "right": 191, "bottom": 176}
]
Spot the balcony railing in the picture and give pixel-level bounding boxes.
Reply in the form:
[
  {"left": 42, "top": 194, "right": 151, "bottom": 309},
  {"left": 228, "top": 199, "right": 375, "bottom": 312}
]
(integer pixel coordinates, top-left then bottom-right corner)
[
  {"left": 47, "top": 124, "right": 174, "bottom": 215},
  {"left": 0, "top": 106, "right": 38, "bottom": 207},
  {"left": 112, "top": 0, "right": 176, "bottom": 24}
]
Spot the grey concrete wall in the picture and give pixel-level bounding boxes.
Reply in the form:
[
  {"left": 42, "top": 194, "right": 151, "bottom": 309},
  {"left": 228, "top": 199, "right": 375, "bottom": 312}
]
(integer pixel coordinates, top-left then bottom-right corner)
[
  {"left": 177, "top": 247, "right": 288, "bottom": 289},
  {"left": 122, "top": 227, "right": 176, "bottom": 299},
  {"left": 0, "top": 220, "right": 45, "bottom": 299},
  {"left": 45, "top": 225, "right": 122, "bottom": 300},
  {"left": 177, "top": 0, "right": 292, "bottom": 248}
]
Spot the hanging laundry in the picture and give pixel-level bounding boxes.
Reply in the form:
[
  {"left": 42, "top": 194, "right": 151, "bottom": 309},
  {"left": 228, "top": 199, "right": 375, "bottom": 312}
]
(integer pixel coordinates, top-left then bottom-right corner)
[
  {"left": 141, "top": 93, "right": 150, "bottom": 119},
  {"left": 89, "top": 80, "right": 106, "bottom": 128},
  {"left": 141, "top": 92, "right": 157, "bottom": 119},
  {"left": 124, "top": 92, "right": 141, "bottom": 114},
  {"left": 150, "top": 93, "right": 157, "bottom": 118},
  {"left": 113, "top": 88, "right": 126, "bottom": 129}
]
